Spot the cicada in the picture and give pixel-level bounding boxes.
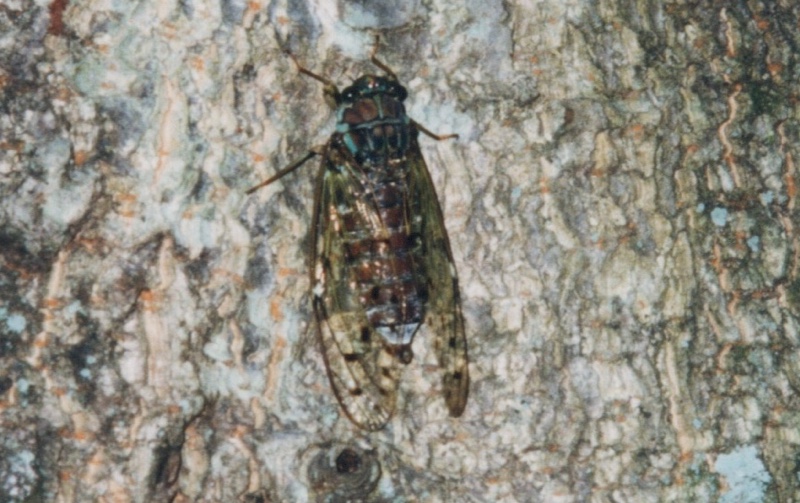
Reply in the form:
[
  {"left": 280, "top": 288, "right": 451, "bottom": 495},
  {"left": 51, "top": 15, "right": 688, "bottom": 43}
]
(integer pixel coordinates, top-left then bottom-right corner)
[{"left": 248, "top": 42, "right": 468, "bottom": 430}]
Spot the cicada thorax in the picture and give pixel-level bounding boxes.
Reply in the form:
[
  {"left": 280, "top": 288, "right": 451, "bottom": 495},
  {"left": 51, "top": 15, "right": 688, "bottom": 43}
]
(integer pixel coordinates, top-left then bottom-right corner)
[
  {"left": 336, "top": 76, "right": 411, "bottom": 165},
  {"left": 331, "top": 76, "right": 428, "bottom": 354}
]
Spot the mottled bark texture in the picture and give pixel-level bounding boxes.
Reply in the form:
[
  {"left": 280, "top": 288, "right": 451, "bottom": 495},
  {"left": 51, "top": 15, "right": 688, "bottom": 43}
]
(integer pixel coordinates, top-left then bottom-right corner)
[{"left": 1, "top": 0, "right": 798, "bottom": 501}]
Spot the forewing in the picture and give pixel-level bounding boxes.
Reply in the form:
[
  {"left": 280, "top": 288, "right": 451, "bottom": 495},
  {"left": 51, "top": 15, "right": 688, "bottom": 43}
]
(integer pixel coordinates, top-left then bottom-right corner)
[
  {"left": 407, "top": 136, "right": 469, "bottom": 417},
  {"left": 310, "top": 150, "right": 401, "bottom": 430}
]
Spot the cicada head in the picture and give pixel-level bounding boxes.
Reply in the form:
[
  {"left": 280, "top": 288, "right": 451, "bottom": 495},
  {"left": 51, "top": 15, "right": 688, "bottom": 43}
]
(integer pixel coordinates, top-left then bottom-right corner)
[{"left": 339, "top": 75, "right": 408, "bottom": 105}]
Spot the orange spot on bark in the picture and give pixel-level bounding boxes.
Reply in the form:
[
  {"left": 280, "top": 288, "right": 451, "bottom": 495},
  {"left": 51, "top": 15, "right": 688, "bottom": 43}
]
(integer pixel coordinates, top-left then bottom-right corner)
[
  {"left": 139, "top": 290, "right": 162, "bottom": 312},
  {"left": 539, "top": 178, "right": 550, "bottom": 194},
  {"left": 43, "top": 298, "right": 62, "bottom": 309},
  {"left": 626, "top": 123, "right": 645, "bottom": 140},
  {"left": 734, "top": 231, "right": 747, "bottom": 251},
  {"left": 191, "top": 57, "right": 205, "bottom": 71},
  {"left": 1, "top": 140, "right": 24, "bottom": 152},
  {"left": 117, "top": 193, "right": 137, "bottom": 203},
  {"left": 73, "top": 150, "right": 88, "bottom": 166},
  {"left": 786, "top": 172, "right": 797, "bottom": 199},
  {"left": 276, "top": 267, "right": 296, "bottom": 279},
  {"left": 270, "top": 298, "right": 283, "bottom": 322},
  {"left": 48, "top": 0, "right": 69, "bottom": 36},
  {"left": 767, "top": 62, "right": 783, "bottom": 76}
]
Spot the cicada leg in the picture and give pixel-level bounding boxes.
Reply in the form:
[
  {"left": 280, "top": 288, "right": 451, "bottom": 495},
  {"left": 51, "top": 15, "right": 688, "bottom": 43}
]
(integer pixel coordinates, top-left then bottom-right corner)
[{"left": 246, "top": 145, "right": 326, "bottom": 194}]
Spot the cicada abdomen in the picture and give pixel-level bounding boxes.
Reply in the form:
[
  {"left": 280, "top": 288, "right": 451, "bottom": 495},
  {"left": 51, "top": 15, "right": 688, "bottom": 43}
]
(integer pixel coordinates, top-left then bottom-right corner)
[{"left": 250, "top": 43, "right": 468, "bottom": 430}]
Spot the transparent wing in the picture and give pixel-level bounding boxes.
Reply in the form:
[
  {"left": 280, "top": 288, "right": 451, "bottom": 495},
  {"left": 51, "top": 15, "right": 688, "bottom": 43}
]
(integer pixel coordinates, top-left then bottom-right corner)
[
  {"left": 310, "top": 148, "right": 401, "bottom": 430},
  {"left": 407, "top": 134, "right": 469, "bottom": 417}
]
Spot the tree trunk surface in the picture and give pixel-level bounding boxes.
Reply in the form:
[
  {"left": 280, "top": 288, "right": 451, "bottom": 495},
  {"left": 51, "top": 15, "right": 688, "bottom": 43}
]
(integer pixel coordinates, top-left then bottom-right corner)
[{"left": 1, "top": 0, "right": 798, "bottom": 501}]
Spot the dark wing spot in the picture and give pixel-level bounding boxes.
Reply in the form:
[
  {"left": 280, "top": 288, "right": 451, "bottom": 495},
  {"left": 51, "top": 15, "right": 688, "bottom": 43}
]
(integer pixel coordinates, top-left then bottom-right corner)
[
  {"left": 451, "top": 371, "right": 463, "bottom": 381},
  {"left": 381, "top": 367, "right": 392, "bottom": 378},
  {"left": 343, "top": 353, "right": 359, "bottom": 362},
  {"left": 398, "top": 346, "right": 413, "bottom": 365},
  {"left": 448, "top": 336, "right": 457, "bottom": 349},
  {"left": 334, "top": 186, "right": 346, "bottom": 202},
  {"left": 350, "top": 388, "right": 363, "bottom": 396},
  {"left": 360, "top": 327, "right": 371, "bottom": 343},
  {"left": 407, "top": 232, "right": 422, "bottom": 249}
]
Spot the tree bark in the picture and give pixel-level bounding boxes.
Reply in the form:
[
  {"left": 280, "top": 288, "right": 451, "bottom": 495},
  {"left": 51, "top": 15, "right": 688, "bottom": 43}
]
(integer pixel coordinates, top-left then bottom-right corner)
[{"left": 1, "top": 0, "right": 798, "bottom": 501}]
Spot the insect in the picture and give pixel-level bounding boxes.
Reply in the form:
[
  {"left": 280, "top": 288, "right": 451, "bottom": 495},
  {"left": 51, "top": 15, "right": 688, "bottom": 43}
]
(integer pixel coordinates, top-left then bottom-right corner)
[{"left": 248, "top": 40, "right": 468, "bottom": 430}]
